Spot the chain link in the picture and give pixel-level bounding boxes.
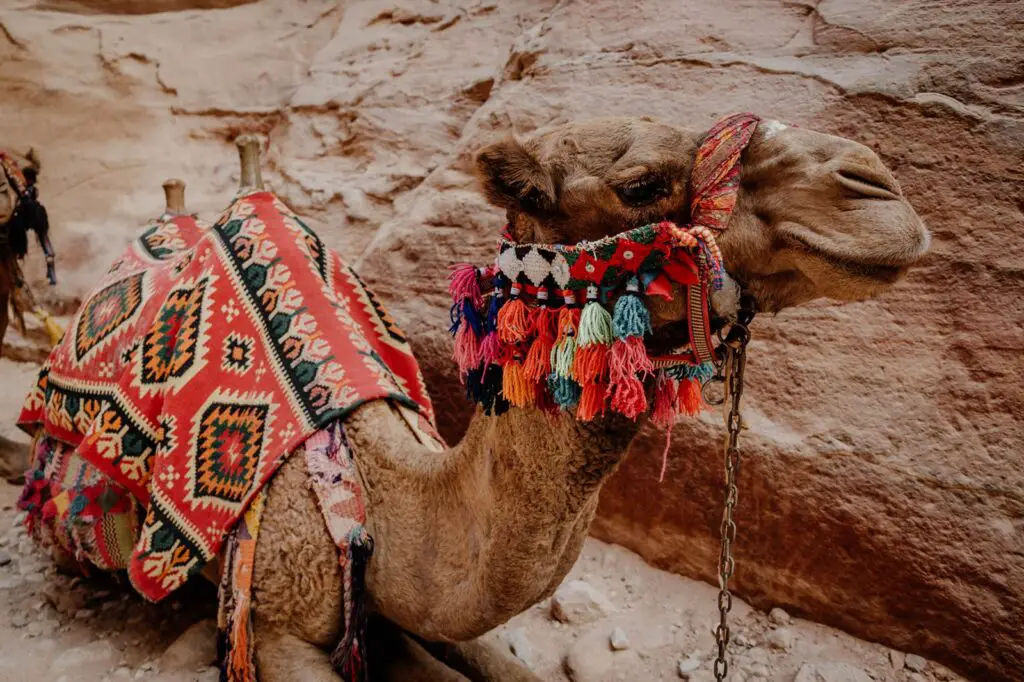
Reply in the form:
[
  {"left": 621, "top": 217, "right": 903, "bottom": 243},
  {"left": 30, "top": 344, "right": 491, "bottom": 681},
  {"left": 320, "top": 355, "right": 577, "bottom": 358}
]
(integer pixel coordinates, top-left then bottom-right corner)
[{"left": 713, "top": 321, "right": 750, "bottom": 682}]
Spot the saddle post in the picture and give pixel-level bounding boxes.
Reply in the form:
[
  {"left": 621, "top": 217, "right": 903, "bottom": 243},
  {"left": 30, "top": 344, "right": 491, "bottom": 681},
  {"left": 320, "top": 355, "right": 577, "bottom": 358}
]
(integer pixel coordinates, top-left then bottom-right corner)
[
  {"left": 235, "top": 134, "right": 264, "bottom": 191},
  {"left": 162, "top": 178, "right": 187, "bottom": 215}
]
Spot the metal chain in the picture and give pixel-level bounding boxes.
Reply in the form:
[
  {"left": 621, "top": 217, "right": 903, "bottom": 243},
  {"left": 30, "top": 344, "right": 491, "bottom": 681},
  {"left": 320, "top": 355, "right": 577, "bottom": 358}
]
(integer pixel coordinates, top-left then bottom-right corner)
[{"left": 712, "top": 312, "right": 752, "bottom": 682}]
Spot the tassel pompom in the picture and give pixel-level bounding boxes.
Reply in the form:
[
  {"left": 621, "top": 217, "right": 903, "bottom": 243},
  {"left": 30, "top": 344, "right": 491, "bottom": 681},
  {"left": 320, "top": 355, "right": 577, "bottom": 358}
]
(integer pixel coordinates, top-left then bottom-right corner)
[
  {"left": 551, "top": 307, "right": 581, "bottom": 379},
  {"left": 572, "top": 344, "right": 609, "bottom": 386},
  {"left": 678, "top": 378, "right": 706, "bottom": 416},
  {"left": 609, "top": 374, "right": 647, "bottom": 419},
  {"left": 548, "top": 373, "right": 581, "bottom": 409},
  {"left": 502, "top": 358, "right": 534, "bottom": 408},
  {"left": 453, "top": 324, "right": 481, "bottom": 377},
  {"left": 608, "top": 336, "right": 654, "bottom": 420},
  {"left": 448, "top": 263, "right": 483, "bottom": 308},
  {"left": 651, "top": 373, "right": 680, "bottom": 429},
  {"left": 497, "top": 293, "right": 530, "bottom": 344},
  {"left": 612, "top": 278, "right": 652, "bottom": 340},
  {"left": 578, "top": 297, "right": 613, "bottom": 346},
  {"left": 576, "top": 381, "right": 609, "bottom": 421}
]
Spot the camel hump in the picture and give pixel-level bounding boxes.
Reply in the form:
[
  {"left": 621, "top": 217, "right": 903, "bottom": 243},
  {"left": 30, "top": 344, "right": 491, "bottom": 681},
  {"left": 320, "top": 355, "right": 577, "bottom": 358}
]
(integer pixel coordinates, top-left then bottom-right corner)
[{"left": 235, "top": 134, "right": 264, "bottom": 191}]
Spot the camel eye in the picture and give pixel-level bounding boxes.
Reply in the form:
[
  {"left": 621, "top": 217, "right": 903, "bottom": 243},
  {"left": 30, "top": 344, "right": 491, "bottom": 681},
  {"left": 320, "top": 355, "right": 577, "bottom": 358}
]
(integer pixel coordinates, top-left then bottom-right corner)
[{"left": 615, "top": 176, "right": 670, "bottom": 206}]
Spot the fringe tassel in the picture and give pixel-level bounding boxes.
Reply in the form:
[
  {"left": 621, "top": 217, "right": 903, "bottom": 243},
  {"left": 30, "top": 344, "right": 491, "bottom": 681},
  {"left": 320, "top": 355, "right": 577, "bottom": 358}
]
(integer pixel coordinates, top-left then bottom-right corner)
[
  {"left": 651, "top": 372, "right": 679, "bottom": 430},
  {"left": 678, "top": 378, "right": 705, "bottom": 416},
  {"left": 523, "top": 305, "right": 557, "bottom": 382},
  {"left": 551, "top": 307, "right": 581, "bottom": 379},
  {"left": 577, "top": 381, "right": 609, "bottom": 421},
  {"left": 479, "top": 364, "right": 508, "bottom": 415},
  {"left": 497, "top": 286, "right": 530, "bottom": 344},
  {"left": 331, "top": 530, "right": 374, "bottom": 682},
  {"left": 448, "top": 263, "right": 483, "bottom": 309},
  {"left": 548, "top": 373, "right": 581, "bottom": 408},
  {"left": 453, "top": 323, "right": 481, "bottom": 377},
  {"left": 608, "top": 337, "right": 653, "bottom": 419},
  {"left": 502, "top": 358, "right": 534, "bottom": 408},
  {"left": 612, "top": 279, "right": 652, "bottom": 339}
]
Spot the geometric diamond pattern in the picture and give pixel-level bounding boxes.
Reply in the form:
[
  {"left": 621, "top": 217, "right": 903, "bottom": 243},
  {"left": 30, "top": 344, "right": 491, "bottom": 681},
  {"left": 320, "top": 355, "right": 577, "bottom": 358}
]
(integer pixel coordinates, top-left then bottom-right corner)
[
  {"left": 140, "top": 278, "right": 209, "bottom": 386},
  {"left": 74, "top": 272, "right": 145, "bottom": 362},
  {"left": 191, "top": 400, "right": 269, "bottom": 505}
]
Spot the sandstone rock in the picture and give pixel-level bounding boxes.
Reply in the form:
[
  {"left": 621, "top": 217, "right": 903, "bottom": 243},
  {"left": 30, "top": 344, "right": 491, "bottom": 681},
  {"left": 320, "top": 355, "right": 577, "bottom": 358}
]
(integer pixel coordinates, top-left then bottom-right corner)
[
  {"left": 160, "top": 619, "right": 217, "bottom": 670},
  {"left": 768, "top": 608, "right": 790, "bottom": 625},
  {"left": 194, "top": 667, "right": 220, "bottom": 682},
  {"left": 794, "top": 662, "right": 873, "bottom": 682},
  {"left": 504, "top": 627, "right": 536, "bottom": 668},
  {"left": 677, "top": 655, "right": 702, "bottom": 675},
  {"left": 888, "top": 650, "right": 906, "bottom": 669},
  {"left": 0, "top": 550, "right": 11, "bottom": 567},
  {"left": 680, "top": 672, "right": 714, "bottom": 682},
  {"left": 767, "top": 628, "right": 793, "bottom": 651},
  {"left": 609, "top": 627, "right": 630, "bottom": 651},
  {"left": 51, "top": 641, "right": 120, "bottom": 675},
  {"left": 551, "top": 580, "right": 614, "bottom": 625},
  {"left": 564, "top": 629, "right": 640, "bottom": 682},
  {"left": 1, "top": 1, "right": 1021, "bottom": 680},
  {"left": 905, "top": 654, "right": 927, "bottom": 672}
]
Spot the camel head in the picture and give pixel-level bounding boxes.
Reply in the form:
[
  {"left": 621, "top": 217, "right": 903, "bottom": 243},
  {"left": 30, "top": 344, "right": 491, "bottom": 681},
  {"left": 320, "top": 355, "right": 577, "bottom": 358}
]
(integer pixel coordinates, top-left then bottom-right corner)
[{"left": 474, "top": 116, "right": 929, "bottom": 318}]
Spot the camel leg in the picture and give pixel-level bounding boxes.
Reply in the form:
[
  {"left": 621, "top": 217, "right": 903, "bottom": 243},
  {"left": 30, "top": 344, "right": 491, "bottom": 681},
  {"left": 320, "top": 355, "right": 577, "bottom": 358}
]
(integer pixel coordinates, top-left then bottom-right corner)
[
  {"left": 419, "top": 636, "right": 543, "bottom": 682},
  {"left": 255, "top": 630, "right": 341, "bottom": 682},
  {"left": 252, "top": 453, "right": 346, "bottom": 682},
  {"left": 368, "top": 617, "right": 470, "bottom": 682}
]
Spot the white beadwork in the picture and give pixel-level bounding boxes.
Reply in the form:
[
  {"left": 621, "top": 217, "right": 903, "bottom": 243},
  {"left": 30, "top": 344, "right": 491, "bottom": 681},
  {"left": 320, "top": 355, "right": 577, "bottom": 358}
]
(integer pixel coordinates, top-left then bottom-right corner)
[
  {"left": 498, "top": 247, "right": 524, "bottom": 282},
  {"left": 550, "top": 253, "right": 570, "bottom": 288},
  {"left": 522, "top": 248, "right": 552, "bottom": 286}
]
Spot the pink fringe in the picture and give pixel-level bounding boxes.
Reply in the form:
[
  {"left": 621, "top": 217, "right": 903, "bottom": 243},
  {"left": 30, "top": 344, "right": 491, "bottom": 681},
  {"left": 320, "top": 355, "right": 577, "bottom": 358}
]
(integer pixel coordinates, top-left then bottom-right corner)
[
  {"left": 453, "top": 324, "right": 481, "bottom": 376},
  {"left": 608, "top": 337, "right": 654, "bottom": 420},
  {"left": 448, "top": 264, "right": 483, "bottom": 308},
  {"left": 479, "top": 332, "right": 505, "bottom": 368},
  {"left": 651, "top": 375, "right": 679, "bottom": 429}
]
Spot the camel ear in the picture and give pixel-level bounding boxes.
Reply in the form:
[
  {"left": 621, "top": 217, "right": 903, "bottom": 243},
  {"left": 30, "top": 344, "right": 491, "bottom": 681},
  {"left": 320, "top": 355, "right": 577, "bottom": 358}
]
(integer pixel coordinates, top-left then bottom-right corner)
[{"left": 475, "top": 137, "right": 556, "bottom": 214}]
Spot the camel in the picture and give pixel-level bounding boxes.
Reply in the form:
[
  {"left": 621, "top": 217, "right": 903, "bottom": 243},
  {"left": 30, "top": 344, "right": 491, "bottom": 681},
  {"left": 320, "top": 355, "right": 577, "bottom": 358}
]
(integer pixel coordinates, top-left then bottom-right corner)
[
  {"left": 19, "top": 117, "right": 929, "bottom": 682},
  {"left": 242, "top": 117, "right": 928, "bottom": 682},
  {"left": 0, "top": 148, "right": 58, "bottom": 351}
]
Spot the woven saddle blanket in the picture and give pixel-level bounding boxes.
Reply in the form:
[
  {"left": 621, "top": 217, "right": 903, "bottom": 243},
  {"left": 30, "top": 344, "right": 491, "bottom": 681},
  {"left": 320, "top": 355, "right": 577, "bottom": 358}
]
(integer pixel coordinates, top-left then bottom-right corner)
[{"left": 17, "top": 191, "right": 436, "bottom": 601}]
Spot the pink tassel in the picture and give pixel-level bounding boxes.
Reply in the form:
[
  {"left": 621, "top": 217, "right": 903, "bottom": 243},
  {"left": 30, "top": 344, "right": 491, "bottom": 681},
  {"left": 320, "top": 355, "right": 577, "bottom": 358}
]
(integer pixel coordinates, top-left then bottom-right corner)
[
  {"left": 651, "top": 374, "right": 679, "bottom": 430},
  {"left": 453, "top": 324, "right": 481, "bottom": 377},
  {"left": 608, "top": 337, "right": 654, "bottom": 420},
  {"left": 479, "top": 332, "right": 506, "bottom": 368},
  {"left": 448, "top": 264, "right": 483, "bottom": 308}
]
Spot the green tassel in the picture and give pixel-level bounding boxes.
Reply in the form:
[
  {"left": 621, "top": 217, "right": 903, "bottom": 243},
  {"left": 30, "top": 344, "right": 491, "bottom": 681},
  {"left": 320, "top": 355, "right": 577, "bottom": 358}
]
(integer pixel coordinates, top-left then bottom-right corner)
[
  {"left": 551, "top": 334, "right": 577, "bottom": 378},
  {"left": 579, "top": 300, "right": 613, "bottom": 347}
]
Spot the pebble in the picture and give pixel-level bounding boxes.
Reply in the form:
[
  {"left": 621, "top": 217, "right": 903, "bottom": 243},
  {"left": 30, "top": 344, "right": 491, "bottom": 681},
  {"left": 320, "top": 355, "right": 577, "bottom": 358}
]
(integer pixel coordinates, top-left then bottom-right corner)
[
  {"left": 195, "top": 667, "right": 220, "bottom": 682},
  {"left": 50, "top": 641, "right": 120, "bottom": 675},
  {"left": 767, "top": 627, "right": 793, "bottom": 650},
  {"left": 907, "top": 675, "right": 927, "bottom": 682},
  {"left": 551, "top": 580, "right": 615, "bottom": 624},
  {"left": 905, "top": 654, "right": 927, "bottom": 672},
  {"left": 504, "top": 627, "right": 536, "bottom": 668},
  {"left": 768, "top": 607, "right": 790, "bottom": 625},
  {"left": 677, "top": 655, "right": 702, "bottom": 674},
  {"left": 889, "top": 650, "right": 906, "bottom": 669},
  {"left": 734, "top": 632, "right": 755, "bottom": 647},
  {"left": 10, "top": 613, "right": 27, "bottom": 628},
  {"left": 680, "top": 673, "right": 714, "bottom": 682},
  {"left": 0, "top": 550, "right": 11, "bottom": 567},
  {"left": 745, "top": 663, "right": 770, "bottom": 678},
  {"left": 609, "top": 627, "right": 630, "bottom": 651}
]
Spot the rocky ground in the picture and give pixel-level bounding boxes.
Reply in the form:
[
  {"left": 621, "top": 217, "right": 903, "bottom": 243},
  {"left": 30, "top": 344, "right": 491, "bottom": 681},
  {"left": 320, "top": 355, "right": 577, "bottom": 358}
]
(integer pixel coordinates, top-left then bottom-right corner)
[
  {"left": 0, "top": 332, "right": 964, "bottom": 682},
  {"left": 0, "top": 479, "right": 964, "bottom": 682}
]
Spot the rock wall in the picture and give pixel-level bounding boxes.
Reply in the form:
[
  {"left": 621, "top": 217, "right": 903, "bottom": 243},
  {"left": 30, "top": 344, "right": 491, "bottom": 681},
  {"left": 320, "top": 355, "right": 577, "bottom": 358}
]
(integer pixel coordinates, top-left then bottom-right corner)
[{"left": 1, "top": 1, "right": 1021, "bottom": 679}]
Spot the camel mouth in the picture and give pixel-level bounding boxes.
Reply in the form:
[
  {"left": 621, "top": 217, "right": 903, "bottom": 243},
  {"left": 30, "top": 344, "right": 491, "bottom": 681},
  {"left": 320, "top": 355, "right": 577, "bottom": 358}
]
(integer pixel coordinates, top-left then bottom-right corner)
[{"left": 782, "top": 231, "right": 917, "bottom": 284}]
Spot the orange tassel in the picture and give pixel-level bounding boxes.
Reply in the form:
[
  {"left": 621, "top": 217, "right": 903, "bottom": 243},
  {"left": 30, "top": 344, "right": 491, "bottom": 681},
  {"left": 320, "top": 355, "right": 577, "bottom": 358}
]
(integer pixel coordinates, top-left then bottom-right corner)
[
  {"left": 502, "top": 359, "right": 534, "bottom": 407},
  {"left": 577, "top": 382, "right": 609, "bottom": 421},
  {"left": 678, "top": 378, "right": 705, "bottom": 416},
  {"left": 572, "top": 344, "right": 609, "bottom": 384},
  {"left": 497, "top": 297, "right": 530, "bottom": 344},
  {"left": 524, "top": 334, "right": 553, "bottom": 382}
]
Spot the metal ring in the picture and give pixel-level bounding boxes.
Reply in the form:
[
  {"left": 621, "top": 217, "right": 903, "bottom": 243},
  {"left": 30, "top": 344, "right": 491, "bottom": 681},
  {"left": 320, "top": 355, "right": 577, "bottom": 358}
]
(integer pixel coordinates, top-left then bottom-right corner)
[{"left": 702, "top": 376, "right": 726, "bottom": 406}]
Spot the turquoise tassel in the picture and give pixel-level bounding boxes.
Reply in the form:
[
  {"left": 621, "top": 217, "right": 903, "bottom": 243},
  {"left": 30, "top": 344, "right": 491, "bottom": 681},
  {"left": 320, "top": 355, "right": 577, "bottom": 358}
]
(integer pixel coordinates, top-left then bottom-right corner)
[
  {"left": 548, "top": 373, "right": 581, "bottom": 408},
  {"left": 612, "top": 278, "right": 651, "bottom": 340}
]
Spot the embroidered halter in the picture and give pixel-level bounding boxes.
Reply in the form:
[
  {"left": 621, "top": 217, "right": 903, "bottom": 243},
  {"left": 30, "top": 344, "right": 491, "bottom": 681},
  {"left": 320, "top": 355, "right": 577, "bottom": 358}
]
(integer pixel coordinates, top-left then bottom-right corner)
[{"left": 448, "top": 113, "right": 761, "bottom": 427}]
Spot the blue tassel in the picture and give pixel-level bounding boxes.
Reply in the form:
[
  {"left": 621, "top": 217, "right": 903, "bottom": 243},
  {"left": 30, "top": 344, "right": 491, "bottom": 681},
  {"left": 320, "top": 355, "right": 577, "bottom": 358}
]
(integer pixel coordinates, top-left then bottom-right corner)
[
  {"left": 462, "top": 299, "right": 483, "bottom": 337},
  {"left": 665, "top": 361, "right": 714, "bottom": 383},
  {"left": 449, "top": 302, "right": 462, "bottom": 335},
  {"left": 612, "top": 278, "right": 651, "bottom": 340},
  {"left": 548, "top": 373, "right": 581, "bottom": 408}
]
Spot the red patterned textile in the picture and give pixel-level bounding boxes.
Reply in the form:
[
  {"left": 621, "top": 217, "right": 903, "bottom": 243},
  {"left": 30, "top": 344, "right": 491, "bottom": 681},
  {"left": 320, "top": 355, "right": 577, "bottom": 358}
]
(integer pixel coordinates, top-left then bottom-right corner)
[{"left": 18, "top": 193, "right": 435, "bottom": 601}]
